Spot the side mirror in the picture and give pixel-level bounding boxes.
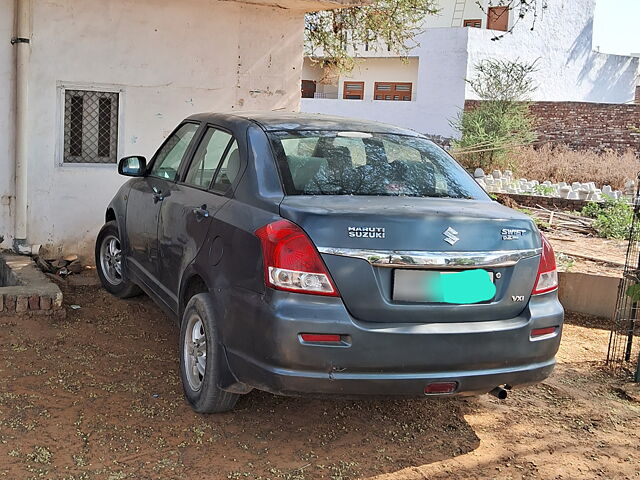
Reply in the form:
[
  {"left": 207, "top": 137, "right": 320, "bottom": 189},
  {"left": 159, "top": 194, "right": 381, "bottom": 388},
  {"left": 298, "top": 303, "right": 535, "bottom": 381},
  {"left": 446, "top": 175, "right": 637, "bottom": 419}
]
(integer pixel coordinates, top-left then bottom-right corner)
[{"left": 118, "top": 156, "right": 147, "bottom": 177}]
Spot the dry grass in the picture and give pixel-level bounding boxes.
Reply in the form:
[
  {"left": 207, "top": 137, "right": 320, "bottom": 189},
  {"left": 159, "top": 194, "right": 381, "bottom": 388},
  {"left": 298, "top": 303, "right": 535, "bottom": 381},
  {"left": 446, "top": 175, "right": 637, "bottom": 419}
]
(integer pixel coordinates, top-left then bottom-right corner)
[{"left": 508, "top": 145, "right": 639, "bottom": 190}]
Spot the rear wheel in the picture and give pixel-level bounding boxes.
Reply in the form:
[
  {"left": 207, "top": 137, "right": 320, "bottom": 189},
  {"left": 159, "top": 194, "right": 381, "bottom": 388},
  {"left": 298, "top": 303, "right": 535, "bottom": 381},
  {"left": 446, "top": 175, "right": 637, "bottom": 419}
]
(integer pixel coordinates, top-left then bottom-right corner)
[
  {"left": 95, "top": 221, "right": 141, "bottom": 298},
  {"left": 179, "top": 293, "right": 239, "bottom": 413}
]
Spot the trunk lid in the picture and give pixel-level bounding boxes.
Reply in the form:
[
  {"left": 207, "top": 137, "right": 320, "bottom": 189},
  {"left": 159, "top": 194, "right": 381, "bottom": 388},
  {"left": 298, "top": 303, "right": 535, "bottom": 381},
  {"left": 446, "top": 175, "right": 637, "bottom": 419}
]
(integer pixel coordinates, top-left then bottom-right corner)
[{"left": 280, "top": 196, "right": 541, "bottom": 323}]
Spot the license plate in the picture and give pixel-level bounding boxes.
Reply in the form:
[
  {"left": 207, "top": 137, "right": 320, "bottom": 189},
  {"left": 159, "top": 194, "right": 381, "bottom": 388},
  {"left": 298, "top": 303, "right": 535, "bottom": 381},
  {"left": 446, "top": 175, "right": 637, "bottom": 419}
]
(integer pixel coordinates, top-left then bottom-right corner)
[{"left": 393, "top": 269, "right": 496, "bottom": 304}]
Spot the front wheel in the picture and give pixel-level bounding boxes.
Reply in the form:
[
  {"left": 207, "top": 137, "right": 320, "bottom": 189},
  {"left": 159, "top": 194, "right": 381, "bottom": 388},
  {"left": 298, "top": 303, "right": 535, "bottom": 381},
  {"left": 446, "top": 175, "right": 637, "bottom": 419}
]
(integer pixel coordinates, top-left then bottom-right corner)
[
  {"left": 95, "top": 221, "right": 141, "bottom": 298},
  {"left": 179, "top": 293, "right": 239, "bottom": 413}
]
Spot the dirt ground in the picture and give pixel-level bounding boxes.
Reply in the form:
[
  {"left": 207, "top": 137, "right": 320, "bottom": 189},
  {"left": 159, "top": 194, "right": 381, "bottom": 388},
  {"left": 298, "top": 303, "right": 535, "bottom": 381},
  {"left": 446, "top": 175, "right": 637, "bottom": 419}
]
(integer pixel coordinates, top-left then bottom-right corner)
[
  {"left": 1, "top": 277, "right": 639, "bottom": 480},
  {"left": 547, "top": 233, "right": 626, "bottom": 278}
]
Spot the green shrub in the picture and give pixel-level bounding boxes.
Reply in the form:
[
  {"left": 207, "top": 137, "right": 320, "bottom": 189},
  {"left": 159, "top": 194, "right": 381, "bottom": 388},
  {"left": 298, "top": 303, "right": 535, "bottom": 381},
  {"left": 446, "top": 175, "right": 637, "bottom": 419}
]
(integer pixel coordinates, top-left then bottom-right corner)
[
  {"left": 581, "top": 198, "right": 634, "bottom": 240},
  {"left": 450, "top": 59, "right": 538, "bottom": 171}
]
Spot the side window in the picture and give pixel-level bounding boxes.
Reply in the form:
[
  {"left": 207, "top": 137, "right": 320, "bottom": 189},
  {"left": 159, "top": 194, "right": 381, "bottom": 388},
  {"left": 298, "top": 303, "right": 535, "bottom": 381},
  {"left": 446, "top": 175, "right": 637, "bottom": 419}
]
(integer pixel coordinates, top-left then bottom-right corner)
[
  {"left": 211, "top": 140, "right": 240, "bottom": 193},
  {"left": 184, "top": 128, "right": 233, "bottom": 189},
  {"left": 149, "top": 123, "right": 199, "bottom": 180}
]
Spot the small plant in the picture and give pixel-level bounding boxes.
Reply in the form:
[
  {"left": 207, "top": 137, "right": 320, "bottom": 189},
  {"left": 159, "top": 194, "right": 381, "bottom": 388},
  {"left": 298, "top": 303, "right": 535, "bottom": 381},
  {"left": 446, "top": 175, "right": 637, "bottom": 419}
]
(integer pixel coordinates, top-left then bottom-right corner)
[
  {"left": 556, "top": 253, "right": 575, "bottom": 272},
  {"left": 581, "top": 198, "right": 634, "bottom": 240},
  {"left": 532, "top": 184, "right": 555, "bottom": 196}
]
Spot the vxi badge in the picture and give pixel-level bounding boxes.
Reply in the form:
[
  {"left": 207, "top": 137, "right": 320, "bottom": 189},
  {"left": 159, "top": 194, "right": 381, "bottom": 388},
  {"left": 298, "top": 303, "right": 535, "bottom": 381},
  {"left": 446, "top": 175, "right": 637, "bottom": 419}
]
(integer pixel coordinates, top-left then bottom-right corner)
[{"left": 348, "top": 226, "right": 386, "bottom": 239}]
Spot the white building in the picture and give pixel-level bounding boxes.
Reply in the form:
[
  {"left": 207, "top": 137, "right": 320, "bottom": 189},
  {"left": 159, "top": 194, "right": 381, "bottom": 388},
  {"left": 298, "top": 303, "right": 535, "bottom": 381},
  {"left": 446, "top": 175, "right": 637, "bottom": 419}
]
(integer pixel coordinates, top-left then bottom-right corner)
[
  {"left": 301, "top": 0, "right": 639, "bottom": 137},
  {"left": 0, "top": 0, "right": 361, "bottom": 256}
]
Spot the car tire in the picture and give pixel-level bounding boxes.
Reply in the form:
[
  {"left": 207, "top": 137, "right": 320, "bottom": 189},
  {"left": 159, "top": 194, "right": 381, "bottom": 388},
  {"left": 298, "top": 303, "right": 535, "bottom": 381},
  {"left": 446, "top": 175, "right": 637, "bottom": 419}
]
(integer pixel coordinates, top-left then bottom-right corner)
[
  {"left": 179, "top": 293, "right": 239, "bottom": 413},
  {"left": 95, "top": 221, "right": 142, "bottom": 298}
]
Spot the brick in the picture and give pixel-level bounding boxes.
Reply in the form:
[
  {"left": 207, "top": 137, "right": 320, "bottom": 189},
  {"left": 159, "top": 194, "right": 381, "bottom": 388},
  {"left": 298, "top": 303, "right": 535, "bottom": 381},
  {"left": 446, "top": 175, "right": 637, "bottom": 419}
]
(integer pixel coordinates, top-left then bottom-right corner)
[
  {"left": 15, "top": 296, "right": 28, "bottom": 313},
  {"left": 28, "top": 295, "right": 40, "bottom": 310},
  {"left": 4, "top": 295, "right": 16, "bottom": 313},
  {"left": 465, "top": 100, "right": 640, "bottom": 154},
  {"left": 40, "top": 296, "right": 52, "bottom": 310}
]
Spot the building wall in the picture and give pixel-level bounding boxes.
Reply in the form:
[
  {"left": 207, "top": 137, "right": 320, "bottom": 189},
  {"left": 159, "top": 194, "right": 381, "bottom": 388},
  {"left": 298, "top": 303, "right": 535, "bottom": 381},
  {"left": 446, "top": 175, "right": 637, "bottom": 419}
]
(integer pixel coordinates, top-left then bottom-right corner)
[
  {"left": 423, "top": 0, "right": 513, "bottom": 29},
  {"left": 338, "top": 57, "right": 419, "bottom": 101},
  {"left": 466, "top": 100, "right": 640, "bottom": 153},
  {"left": 302, "top": 0, "right": 638, "bottom": 139},
  {"left": 0, "top": 0, "right": 304, "bottom": 256},
  {"left": 302, "top": 57, "right": 419, "bottom": 99},
  {"left": 465, "top": 0, "right": 638, "bottom": 104},
  {"left": 0, "top": 0, "right": 16, "bottom": 249},
  {"left": 302, "top": 28, "right": 469, "bottom": 137}
]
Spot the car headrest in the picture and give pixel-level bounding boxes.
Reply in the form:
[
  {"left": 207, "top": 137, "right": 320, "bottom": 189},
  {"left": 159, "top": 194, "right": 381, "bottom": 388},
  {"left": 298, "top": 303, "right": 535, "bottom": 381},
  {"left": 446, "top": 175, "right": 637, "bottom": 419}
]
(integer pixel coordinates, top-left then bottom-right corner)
[
  {"left": 226, "top": 148, "right": 241, "bottom": 184},
  {"left": 324, "top": 145, "right": 352, "bottom": 170}
]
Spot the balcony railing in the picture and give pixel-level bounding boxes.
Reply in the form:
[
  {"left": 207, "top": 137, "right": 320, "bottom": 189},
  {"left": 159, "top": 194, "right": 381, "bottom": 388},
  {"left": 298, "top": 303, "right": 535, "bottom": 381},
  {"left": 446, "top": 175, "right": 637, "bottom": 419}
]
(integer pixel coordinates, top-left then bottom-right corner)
[{"left": 312, "top": 92, "right": 339, "bottom": 99}]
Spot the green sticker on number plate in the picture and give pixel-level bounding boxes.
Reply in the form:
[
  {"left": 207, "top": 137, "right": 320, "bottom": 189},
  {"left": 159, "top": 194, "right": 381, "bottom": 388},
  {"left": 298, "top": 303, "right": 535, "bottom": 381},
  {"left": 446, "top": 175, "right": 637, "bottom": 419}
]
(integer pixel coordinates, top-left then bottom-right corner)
[{"left": 393, "top": 269, "right": 496, "bottom": 304}]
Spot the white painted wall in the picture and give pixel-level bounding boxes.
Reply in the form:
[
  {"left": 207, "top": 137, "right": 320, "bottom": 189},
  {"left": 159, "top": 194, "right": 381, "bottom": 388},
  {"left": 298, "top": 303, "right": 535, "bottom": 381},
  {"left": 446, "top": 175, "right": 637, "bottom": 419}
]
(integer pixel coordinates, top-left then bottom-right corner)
[
  {"left": 302, "top": 0, "right": 638, "bottom": 137},
  {"left": 424, "top": 0, "right": 513, "bottom": 29},
  {"left": 465, "top": 0, "right": 639, "bottom": 103},
  {"left": 0, "top": 0, "right": 304, "bottom": 257},
  {"left": 303, "top": 28, "right": 469, "bottom": 137},
  {"left": 0, "top": 0, "right": 16, "bottom": 249},
  {"left": 302, "top": 57, "right": 419, "bottom": 99}
]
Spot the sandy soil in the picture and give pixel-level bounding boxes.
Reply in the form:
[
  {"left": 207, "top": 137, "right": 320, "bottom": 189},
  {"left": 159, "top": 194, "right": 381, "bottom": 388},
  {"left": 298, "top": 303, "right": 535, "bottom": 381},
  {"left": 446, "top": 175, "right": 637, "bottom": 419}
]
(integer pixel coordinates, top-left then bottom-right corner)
[
  {"left": 0, "top": 278, "right": 639, "bottom": 479},
  {"left": 547, "top": 233, "right": 626, "bottom": 278}
]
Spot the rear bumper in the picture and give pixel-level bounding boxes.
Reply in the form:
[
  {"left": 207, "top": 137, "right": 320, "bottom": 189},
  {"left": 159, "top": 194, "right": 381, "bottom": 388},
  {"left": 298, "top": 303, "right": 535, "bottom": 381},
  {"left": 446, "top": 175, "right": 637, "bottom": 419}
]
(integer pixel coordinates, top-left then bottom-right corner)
[{"left": 221, "top": 289, "right": 563, "bottom": 397}]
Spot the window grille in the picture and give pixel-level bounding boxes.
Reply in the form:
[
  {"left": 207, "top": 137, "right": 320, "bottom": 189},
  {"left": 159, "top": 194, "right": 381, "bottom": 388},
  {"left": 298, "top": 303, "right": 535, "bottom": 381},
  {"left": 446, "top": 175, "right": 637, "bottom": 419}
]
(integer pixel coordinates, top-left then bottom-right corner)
[{"left": 63, "top": 89, "right": 119, "bottom": 163}]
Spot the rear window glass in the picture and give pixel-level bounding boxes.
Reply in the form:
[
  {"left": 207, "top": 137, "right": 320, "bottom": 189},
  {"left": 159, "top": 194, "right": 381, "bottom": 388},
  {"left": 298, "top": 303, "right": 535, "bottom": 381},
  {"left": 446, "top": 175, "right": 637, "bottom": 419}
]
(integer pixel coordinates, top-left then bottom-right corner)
[{"left": 269, "top": 131, "right": 487, "bottom": 199}]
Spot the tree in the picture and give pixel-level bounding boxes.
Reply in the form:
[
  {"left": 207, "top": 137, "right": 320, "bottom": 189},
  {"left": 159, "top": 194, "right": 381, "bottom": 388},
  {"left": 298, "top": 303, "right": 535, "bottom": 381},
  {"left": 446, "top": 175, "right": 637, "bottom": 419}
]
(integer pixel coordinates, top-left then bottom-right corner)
[
  {"left": 451, "top": 58, "right": 538, "bottom": 171},
  {"left": 305, "top": 0, "right": 548, "bottom": 75},
  {"left": 305, "top": 0, "right": 439, "bottom": 75}
]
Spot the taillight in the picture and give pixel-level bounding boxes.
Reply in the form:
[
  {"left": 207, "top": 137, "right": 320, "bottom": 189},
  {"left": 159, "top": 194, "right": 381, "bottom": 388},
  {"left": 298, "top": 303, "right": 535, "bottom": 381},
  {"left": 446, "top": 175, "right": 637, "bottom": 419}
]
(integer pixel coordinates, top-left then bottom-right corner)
[
  {"left": 532, "top": 233, "right": 558, "bottom": 295},
  {"left": 255, "top": 219, "right": 339, "bottom": 296}
]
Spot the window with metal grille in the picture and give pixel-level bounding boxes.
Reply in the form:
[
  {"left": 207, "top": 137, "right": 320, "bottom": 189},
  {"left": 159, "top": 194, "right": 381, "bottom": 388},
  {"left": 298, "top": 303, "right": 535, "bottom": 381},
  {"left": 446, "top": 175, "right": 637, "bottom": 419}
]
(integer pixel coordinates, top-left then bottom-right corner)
[{"left": 63, "top": 89, "right": 119, "bottom": 163}]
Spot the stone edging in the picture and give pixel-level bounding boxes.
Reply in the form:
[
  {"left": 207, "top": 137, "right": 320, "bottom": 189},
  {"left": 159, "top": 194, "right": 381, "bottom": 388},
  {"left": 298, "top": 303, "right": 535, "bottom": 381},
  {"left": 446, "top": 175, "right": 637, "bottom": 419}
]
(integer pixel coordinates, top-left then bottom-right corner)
[{"left": 0, "top": 254, "right": 64, "bottom": 317}]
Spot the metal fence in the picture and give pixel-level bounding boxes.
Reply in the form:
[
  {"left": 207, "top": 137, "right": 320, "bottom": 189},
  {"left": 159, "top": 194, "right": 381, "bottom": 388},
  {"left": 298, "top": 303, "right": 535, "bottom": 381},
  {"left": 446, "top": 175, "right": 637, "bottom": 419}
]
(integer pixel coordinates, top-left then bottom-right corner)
[{"left": 607, "top": 174, "right": 640, "bottom": 381}]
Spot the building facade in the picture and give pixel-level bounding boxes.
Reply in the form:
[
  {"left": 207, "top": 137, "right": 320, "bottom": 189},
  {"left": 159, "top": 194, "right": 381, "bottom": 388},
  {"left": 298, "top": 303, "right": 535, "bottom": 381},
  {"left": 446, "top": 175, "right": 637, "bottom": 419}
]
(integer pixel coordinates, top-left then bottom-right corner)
[
  {"left": 301, "top": 0, "right": 639, "bottom": 138},
  {"left": 0, "top": 0, "right": 362, "bottom": 256}
]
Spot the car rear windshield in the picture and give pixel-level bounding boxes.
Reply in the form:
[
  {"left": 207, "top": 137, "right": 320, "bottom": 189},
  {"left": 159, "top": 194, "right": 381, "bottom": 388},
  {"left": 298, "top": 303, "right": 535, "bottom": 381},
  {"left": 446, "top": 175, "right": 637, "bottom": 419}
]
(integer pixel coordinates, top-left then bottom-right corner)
[{"left": 268, "top": 130, "right": 487, "bottom": 199}]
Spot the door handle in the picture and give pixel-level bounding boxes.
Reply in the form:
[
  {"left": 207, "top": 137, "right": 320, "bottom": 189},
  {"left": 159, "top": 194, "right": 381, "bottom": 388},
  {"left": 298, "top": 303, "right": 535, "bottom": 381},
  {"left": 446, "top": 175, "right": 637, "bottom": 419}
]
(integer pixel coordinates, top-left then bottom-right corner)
[
  {"left": 152, "top": 186, "right": 170, "bottom": 204},
  {"left": 192, "top": 205, "right": 210, "bottom": 219}
]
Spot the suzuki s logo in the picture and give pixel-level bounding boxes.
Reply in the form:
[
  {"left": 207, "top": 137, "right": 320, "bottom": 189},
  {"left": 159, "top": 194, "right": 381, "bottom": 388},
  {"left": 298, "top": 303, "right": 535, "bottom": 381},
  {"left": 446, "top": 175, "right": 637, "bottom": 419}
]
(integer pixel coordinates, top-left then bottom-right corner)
[{"left": 443, "top": 227, "right": 459, "bottom": 246}]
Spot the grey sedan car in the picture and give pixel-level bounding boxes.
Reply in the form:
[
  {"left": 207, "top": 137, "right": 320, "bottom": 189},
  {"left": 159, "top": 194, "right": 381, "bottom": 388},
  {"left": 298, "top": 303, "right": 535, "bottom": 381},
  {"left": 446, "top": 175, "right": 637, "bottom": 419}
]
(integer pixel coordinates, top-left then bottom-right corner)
[{"left": 96, "top": 112, "right": 563, "bottom": 413}]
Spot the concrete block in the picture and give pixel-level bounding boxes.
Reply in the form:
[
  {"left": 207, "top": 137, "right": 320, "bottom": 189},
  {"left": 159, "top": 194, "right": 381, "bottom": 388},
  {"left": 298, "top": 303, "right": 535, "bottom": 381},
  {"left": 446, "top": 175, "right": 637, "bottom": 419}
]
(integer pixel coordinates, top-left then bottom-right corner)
[
  {"left": 53, "top": 293, "right": 63, "bottom": 309},
  {"left": 558, "top": 272, "right": 620, "bottom": 319}
]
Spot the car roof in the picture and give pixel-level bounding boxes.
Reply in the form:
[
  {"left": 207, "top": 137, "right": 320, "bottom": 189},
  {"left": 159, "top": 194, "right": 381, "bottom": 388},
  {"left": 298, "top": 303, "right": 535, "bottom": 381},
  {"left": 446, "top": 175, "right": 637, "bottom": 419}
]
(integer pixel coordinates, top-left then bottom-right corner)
[{"left": 186, "top": 111, "right": 422, "bottom": 137}]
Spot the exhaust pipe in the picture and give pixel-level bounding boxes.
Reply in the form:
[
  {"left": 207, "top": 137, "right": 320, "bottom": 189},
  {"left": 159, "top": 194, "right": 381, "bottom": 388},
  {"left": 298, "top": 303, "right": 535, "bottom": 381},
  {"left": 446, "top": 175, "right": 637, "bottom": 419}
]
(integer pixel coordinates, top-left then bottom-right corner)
[{"left": 489, "top": 386, "right": 508, "bottom": 400}]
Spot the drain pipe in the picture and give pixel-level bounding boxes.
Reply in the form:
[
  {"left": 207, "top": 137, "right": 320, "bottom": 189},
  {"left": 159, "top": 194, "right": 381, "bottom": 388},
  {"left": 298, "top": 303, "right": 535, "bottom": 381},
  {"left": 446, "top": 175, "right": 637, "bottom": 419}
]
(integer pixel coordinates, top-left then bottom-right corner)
[{"left": 12, "top": 0, "right": 31, "bottom": 254}]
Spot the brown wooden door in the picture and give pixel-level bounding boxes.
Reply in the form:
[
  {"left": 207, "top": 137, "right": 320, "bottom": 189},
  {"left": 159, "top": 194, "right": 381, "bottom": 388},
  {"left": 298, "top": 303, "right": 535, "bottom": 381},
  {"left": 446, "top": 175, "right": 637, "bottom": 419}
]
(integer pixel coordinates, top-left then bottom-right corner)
[
  {"left": 374, "top": 82, "right": 412, "bottom": 101},
  {"left": 343, "top": 81, "right": 365, "bottom": 100},
  {"left": 487, "top": 6, "right": 509, "bottom": 31},
  {"left": 301, "top": 80, "right": 316, "bottom": 99}
]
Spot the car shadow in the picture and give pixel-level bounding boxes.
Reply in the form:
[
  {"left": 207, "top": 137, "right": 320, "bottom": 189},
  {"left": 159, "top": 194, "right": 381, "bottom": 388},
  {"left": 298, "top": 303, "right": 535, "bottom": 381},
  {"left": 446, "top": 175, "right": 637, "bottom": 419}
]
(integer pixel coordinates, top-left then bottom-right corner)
[{"left": 0, "top": 279, "right": 481, "bottom": 479}]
